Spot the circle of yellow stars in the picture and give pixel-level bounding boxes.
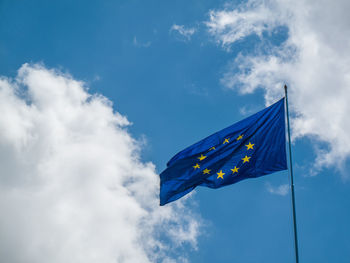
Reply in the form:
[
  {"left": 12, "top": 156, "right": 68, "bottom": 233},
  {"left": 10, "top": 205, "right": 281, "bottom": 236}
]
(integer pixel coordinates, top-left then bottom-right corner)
[{"left": 192, "top": 134, "right": 255, "bottom": 180}]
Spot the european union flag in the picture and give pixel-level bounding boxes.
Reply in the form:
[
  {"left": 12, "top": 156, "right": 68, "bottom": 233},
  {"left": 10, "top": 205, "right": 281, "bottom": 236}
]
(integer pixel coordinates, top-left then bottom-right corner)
[{"left": 160, "top": 98, "right": 287, "bottom": 205}]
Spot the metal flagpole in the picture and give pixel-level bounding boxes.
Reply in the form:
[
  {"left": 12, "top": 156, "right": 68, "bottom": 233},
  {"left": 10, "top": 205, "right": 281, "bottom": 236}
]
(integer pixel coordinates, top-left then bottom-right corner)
[{"left": 284, "top": 84, "right": 300, "bottom": 263}]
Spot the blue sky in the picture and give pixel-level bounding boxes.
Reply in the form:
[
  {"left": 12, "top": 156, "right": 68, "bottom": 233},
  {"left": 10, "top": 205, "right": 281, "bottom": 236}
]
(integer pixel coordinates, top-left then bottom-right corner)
[{"left": 1, "top": 0, "right": 350, "bottom": 262}]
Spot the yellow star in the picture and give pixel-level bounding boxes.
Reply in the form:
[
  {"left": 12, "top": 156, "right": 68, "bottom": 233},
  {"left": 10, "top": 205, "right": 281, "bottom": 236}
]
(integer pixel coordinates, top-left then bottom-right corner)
[
  {"left": 223, "top": 138, "right": 230, "bottom": 144},
  {"left": 242, "top": 155, "right": 251, "bottom": 163},
  {"left": 245, "top": 142, "right": 254, "bottom": 150},
  {"left": 217, "top": 170, "right": 225, "bottom": 179},
  {"left": 231, "top": 166, "right": 239, "bottom": 174},
  {"left": 203, "top": 168, "right": 211, "bottom": 174},
  {"left": 209, "top": 146, "right": 216, "bottom": 151},
  {"left": 236, "top": 134, "right": 244, "bottom": 141},
  {"left": 197, "top": 154, "right": 207, "bottom": 161},
  {"left": 193, "top": 163, "right": 200, "bottom": 169}
]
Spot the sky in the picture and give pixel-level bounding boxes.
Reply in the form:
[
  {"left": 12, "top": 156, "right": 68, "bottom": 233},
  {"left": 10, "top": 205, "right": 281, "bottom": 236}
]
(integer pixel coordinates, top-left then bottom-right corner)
[{"left": 1, "top": 0, "right": 350, "bottom": 262}]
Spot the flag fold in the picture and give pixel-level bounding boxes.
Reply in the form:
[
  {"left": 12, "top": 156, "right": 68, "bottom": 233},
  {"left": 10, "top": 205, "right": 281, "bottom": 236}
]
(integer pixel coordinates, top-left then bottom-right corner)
[{"left": 160, "top": 98, "right": 287, "bottom": 205}]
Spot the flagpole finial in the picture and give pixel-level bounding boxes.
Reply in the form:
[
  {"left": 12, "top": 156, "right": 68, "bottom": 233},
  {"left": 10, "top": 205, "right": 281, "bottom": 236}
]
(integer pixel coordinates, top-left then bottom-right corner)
[{"left": 284, "top": 84, "right": 288, "bottom": 92}]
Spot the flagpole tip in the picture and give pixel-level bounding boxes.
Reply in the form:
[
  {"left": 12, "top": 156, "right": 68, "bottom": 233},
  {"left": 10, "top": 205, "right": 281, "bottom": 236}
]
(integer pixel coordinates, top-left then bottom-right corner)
[{"left": 284, "top": 84, "right": 287, "bottom": 91}]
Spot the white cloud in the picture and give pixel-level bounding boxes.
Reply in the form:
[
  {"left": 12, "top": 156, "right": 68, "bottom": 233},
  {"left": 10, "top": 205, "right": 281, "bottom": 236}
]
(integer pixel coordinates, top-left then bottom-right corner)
[
  {"left": 206, "top": 1, "right": 283, "bottom": 49},
  {"left": 133, "top": 36, "right": 151, "bottom": 48},
  {"left": 266, "top": 183, "right": 289, "bottom": 196},
  {"left": 170, "top": 24, "right": 196, "bottom": 41},
  {"left": 239, "top": 104, "right": 262, "bottom": 117},
  {"left": 206, "top": 0, "right": 350, "bottom": 175},
  {"left": 0, "top": 64, "right": 200, "bottom": 263}
]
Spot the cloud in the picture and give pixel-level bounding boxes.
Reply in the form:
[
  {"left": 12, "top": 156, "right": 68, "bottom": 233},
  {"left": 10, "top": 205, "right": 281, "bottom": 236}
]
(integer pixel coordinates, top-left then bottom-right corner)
[
  {"left": 206, "top": 1, "right": 283, "bottom": 49},
  {"left": 170, "top": 24, "right": 196, "bottom": 41},
  {"left": 206, "top": 0, "right": 350, "bottom": 175},
  {"left": 239, "top": 104, "right": 261, "bottom": 117},
  {"left": 133, "top": 36, "right": 151, "bottom": 48},
  {"left": 266, "top": 183, "right": 289, "bottom": 196},
  {"left": 0, "top": 64, "right": 200, "bottom": 263}
]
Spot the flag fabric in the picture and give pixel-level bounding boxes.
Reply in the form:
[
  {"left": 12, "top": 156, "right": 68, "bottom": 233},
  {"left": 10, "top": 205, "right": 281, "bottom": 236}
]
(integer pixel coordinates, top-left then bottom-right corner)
[{"left": 160, "top": 98, "right": 287, "bottom": 206}]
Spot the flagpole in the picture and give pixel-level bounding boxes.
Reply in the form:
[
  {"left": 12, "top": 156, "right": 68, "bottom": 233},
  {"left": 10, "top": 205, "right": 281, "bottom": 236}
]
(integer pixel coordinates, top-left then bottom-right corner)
[{"left": 284, "top": 84, "right": 300, "bottom": 263}]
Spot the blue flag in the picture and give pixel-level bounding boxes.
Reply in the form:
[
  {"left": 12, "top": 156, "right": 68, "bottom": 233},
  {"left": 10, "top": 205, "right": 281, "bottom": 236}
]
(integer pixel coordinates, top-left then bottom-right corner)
[{"left": 160, "top": 98, "right": 287, "bottom": 205}]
